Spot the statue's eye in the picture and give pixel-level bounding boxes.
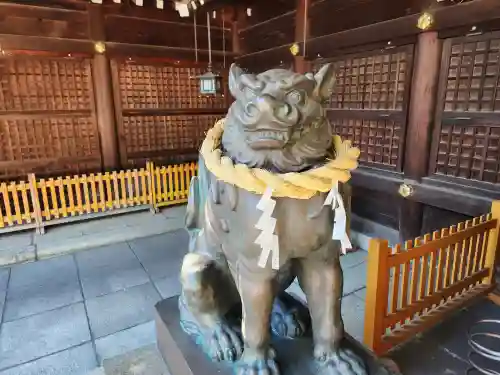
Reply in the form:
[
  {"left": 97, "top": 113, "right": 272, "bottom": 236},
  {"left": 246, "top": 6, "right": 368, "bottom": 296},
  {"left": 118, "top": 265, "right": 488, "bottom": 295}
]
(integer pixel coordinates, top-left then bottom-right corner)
[{"left": 286, "top": 90, "right": 304, "bottom": 105}]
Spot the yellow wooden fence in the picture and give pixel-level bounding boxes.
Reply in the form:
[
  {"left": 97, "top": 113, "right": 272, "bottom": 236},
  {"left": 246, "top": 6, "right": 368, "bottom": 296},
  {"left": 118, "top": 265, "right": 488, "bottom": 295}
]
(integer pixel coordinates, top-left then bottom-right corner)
[
  {"left": 0, "top": 162, "right": 197, "bottom": 234},
  {"left": 364, "top": 201, "right": 500, "bottom": 355}
]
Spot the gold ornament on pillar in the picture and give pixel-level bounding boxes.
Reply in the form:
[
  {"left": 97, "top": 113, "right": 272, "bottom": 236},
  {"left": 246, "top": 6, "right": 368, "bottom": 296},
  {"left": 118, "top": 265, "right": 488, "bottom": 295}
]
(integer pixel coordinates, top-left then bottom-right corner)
[
  {"left": 417, "top": 12, "right": 434, "bottom": 30},
  {"left": 289, "top": 43, "right": 300, "bottom": 56},
  {"left": 94, "top": 41, "right": 106, "bottom": 54},
  {"left": 398, "top": 183, "right": 414, "bottom": 198}
]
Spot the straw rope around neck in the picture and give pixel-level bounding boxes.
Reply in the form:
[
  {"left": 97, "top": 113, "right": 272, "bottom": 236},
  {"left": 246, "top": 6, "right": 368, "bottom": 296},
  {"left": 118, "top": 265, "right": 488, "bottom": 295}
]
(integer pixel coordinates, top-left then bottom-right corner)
[{"left": 200, "top": 119, "right": 360, "bottom": 199}]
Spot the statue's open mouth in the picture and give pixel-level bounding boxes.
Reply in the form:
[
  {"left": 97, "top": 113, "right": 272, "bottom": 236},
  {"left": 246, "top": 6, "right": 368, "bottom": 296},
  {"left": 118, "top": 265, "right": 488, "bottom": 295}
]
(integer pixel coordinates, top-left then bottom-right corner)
[{"left": 246, "top": 130, "right": 289, "bottom": 150}]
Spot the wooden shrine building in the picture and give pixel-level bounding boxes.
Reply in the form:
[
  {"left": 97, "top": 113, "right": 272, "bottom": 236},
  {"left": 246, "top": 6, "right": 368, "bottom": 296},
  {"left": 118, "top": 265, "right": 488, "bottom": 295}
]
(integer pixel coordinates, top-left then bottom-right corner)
[{"left": 0, "top": 0, "right": 499, "bottom": 254}]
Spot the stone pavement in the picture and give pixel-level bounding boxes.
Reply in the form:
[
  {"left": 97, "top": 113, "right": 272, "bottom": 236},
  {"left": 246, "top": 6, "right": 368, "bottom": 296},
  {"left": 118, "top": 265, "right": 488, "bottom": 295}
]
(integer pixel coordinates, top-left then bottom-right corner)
[
  {"left": 0, "top": 206, "right": 186, "bottom": 267},
  {"left": 0, "top": 229, "right": 368, "bottom": 375}
]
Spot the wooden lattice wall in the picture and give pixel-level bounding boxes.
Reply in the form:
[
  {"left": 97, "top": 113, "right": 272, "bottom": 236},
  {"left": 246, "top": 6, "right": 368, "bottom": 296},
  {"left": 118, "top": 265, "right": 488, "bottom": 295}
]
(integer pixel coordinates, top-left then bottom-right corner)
[
  {"left": 431, "top": 31, "right": 500, "bottom": 186},
  {"left": 0, "top": 53, "right": 101, "bottom": 179},
  {"left": 317, "top": 45, "right": 413, "bottom": 171},
  {"left": 111, "top": 58, "right": 227, "bottom": 168}
]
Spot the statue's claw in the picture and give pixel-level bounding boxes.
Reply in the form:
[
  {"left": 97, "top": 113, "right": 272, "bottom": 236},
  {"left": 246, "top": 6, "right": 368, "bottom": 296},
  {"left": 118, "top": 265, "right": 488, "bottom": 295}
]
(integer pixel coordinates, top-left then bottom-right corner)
[
  {"left": 235, "top": 348, "right": 280, "bottom": 375},
  {"left": 271, "top": 292, "right": 310, "bottom": 339},
  {"left": 314, "top": 347, "right": 367, "bottom": 375},
  {"left": 270, "top": 307, "right": 308, "bottom": 339},
  {"left": 206, "top": 321, "right": 243, "bottom": 363}
]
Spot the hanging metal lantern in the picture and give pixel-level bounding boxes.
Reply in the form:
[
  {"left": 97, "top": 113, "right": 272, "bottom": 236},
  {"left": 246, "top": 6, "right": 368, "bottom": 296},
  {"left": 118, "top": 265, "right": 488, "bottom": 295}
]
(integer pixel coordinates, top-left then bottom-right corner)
[
  {"left": 198, "top": 70, "right": 222, "bottom": 95},
  {"left": 196, "top": 11, "right": 222, "bottom": 95}
]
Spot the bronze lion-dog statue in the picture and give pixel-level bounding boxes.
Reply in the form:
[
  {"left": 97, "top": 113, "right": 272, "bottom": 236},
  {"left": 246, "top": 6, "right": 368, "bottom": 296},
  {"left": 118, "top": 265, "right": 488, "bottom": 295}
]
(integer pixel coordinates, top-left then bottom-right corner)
[{"left": 179, "top": 63, "right": 368, "bottom": 375}]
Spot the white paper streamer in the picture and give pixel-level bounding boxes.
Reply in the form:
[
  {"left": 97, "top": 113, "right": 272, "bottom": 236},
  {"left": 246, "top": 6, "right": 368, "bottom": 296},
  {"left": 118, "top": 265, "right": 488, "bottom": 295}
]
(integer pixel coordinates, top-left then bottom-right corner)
[
  {"left": 255, "top": 187, "right": 280, "bottom": 269},
  {"left": 324, "top": 182, "right": 352, "bottom": 254}
]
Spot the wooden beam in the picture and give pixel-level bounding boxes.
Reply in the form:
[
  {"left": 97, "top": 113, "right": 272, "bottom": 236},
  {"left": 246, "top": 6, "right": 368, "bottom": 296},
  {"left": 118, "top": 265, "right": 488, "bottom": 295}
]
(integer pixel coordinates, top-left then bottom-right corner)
[
  {"left": 87, "top": 3, "right": 105, "bottom": 40},
  {"left": 0, "top": 34, "right": 94, "bottom": 54},
  {"left": 294, "top": 0, "right": 310, "bottom": 73},
  {"left": 88, "top": 4, "right": 120, "bottom": 170},
  {"left": 239, "top": 0, "right": 500, "bottom": 60},
  {"left": 106, "top": 41, "right": 236, "bottom": 61},
  {"left": 349, "top": 167, "right": 498, "bottom": 218},
  {"left": 405, "top": 32, "right": 441, "bottom": 182},
  {"left": 398, "top": 31, "right": 442, "bottom": 241},
  {"left": 231, "top": 6, "right": 248, "bottom": 55},
  {"left": 305, "top": 0, "right": 500, "bottom": 58},
  {"left": 0, "top": 2, "right": 87, "bottom": 18}
]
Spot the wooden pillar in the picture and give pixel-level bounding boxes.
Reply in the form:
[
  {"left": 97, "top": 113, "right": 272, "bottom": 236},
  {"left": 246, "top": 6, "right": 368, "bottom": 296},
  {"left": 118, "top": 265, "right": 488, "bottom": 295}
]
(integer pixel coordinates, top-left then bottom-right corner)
[
  {"left": 294, "top": 0, "right": 311, "bottom": 73},
  {"left": 88, "top": 4, "right": 119, "bottom": 170},
  {"left": 231, "top": 6, "right": 247, "bottom": 56},
  {"left": 399, "top": 31, "right": 442, "bottom": 241}
]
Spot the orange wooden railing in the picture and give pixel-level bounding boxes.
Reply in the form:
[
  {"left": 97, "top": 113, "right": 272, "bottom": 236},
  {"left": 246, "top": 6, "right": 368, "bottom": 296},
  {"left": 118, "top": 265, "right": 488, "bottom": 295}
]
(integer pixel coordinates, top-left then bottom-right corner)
[
  {"left": 364, "top": 201, "right": 500, "bottom": 355},
  {"left": 0, "top": 162, "right": 197, "bottom": 234}
]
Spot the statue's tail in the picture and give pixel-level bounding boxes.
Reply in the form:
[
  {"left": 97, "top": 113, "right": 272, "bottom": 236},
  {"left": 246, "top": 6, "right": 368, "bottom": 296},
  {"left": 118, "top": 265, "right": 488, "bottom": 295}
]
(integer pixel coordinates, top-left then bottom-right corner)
[{"left": 185, "top": 155, "right": 211, "bottom": 250}]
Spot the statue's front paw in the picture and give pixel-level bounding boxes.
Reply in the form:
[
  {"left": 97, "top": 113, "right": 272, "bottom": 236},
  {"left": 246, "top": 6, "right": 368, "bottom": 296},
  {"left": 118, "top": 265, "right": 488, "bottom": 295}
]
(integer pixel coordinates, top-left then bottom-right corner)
[
  {"left": 205, "top": 322, "right": 243, "bottom": 362},
  {"left": 235, "top": 348, "right": 280, "bottom": 375},
  {"left": 314, "top": 346, "right": 367, "bottom": 375}
]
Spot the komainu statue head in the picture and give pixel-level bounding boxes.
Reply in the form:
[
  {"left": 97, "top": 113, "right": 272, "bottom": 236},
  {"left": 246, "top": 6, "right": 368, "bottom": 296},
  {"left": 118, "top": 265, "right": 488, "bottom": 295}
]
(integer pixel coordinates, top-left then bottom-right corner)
[{"left": 222, "top": 63, "right": 337, "bottom": 173}]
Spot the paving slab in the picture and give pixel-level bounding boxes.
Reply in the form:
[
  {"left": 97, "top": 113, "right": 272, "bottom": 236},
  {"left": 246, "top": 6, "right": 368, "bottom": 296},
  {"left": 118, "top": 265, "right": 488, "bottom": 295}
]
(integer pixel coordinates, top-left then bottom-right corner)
[
  {"left": 85, "top": 283, "right": 161, "bottom": 339},
  {"left": 0, "top": 289, "right": 5, "bottom": 323},
  {"left": 0, "top": 302, "right": 91, "bottom": 370},
  {"left": 8, "top": 254, "right": 77, "bottom": 290},
  {"left": 343, "top": 261, "right": 367, "bottom": 296},
  {"left": 154, "top": 275, "right": 182, "bottom": 299},
  {"left": 0, "top": 268, "right": 8, "bottom": 322},
  {"left": 390, "top": 337, "right": 469, "bottom": 375},
  {"left": 84, "top": 368, "right": 106, "bottom": 375},
  {"left": 387, "top": 299, "right": 500, "bottom": 374},
  {"left": 76, "top": 243, "right": 149, "bottom": 299},
  {"left": 128, "top": 230, "right": 188, "bottom": 280},
  {"left": 114, "top": 211, "right": 163, "bottom": 228},
  {"left": 34, "top": 213, "right": 172, "bottom": 260},
  {"left": 340, "top": 250, "right": 367, "bottom": 269},
  {"left": 4, "top": 280, "right": 83, "bottom": 322},
  {"left": 0, "top": 231, "right": 35, "bottom": 266},
  {"left": 354, "top": 287, "right": 367, "bottom": 301},
  {"left": 0, "top": 343, "right": 97, "bottom": 375},
  {"left": 78, "top": 215, "right": 128, "bottom": 236},
  {"left": 424, "top": 299, "right": 500, "bottom": 363},
  {"left": 103, "top": 344, "right": 170, "bottom": 375},
  {"left": 0, "top": 268, "right": 10, "bottom": 291},
  {"left": 4, "top": 255, "right": 82, "bottom": 321},
  {"left": 160, "top": 205, "right": 186, "bottom": 219},
  {"left": 341, "top": 293, "right": 366, "bottom": 342},
  {"left": 95, "top": 321, "right": 156, "bottom": 363}
]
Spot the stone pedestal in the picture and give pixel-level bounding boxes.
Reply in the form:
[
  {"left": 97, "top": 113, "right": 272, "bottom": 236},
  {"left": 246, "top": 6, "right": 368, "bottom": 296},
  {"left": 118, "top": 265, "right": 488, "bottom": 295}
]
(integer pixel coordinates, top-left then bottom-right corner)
[{"left": 155, "top": 297, "right": 393, "bottom": 375}]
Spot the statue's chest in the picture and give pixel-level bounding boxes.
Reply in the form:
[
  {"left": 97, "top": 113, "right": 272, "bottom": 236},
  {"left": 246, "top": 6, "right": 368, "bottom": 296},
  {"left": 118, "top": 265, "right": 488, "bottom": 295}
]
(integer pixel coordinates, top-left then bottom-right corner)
[{"left": 211, "top": 183, "right": 334, "bottom": 256}]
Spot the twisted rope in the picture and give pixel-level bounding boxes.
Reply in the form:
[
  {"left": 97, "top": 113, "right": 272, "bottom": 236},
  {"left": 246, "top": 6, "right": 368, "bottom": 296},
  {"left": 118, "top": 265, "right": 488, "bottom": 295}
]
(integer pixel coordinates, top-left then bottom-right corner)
[{"left": 200, "top": 120, "right": 360, "bottom": 199}]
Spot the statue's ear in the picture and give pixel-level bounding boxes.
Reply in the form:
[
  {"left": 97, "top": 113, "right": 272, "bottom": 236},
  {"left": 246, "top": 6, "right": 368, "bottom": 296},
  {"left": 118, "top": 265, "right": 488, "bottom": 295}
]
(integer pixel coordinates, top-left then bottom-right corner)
[
  {"left": 228, "top": 63, "right": 244, "bottom": 99},
  {"left": 312, "top": 63, "right": 336, "bottom": 101}
]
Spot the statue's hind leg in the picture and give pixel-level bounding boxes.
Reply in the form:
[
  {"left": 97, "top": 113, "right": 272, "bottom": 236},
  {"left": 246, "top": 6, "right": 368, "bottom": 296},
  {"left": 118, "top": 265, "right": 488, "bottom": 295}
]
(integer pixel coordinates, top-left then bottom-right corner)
[{"left": 179, "top": 252, "right": 243, "bottom": 363}]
